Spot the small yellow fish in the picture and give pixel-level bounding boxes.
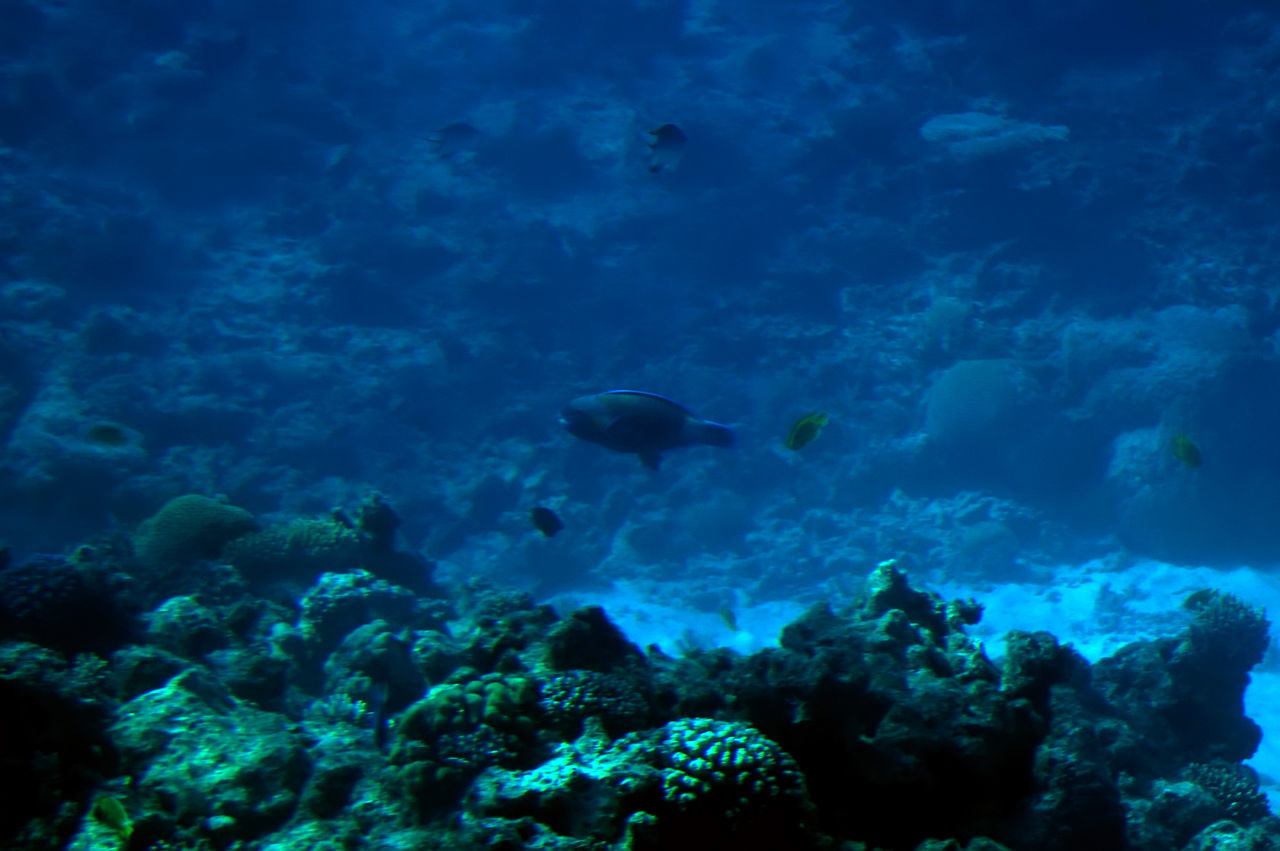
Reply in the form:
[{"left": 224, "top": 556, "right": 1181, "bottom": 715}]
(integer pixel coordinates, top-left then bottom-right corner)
[
  {"left": 784, "top": 412, "right": 829, "bottom": 451},
  {"left": 92, "top": 795, "right": 132, "bottom": 841},
  {"left": 1171, "top": 433, "right": 1202, "bottom": 468}
]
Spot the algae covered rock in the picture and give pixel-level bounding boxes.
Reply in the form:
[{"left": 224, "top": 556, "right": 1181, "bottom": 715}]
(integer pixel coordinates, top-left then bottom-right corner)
[
  {"left": 543, "top": 604, "right": 645, "bottom": 673},
  {"left": 144, "top": 594, "right": 229, "bottom": 658},
  {"left": 299, "top": 569, "right": 432, "bottom": 649},
  {"left": 111, "top": 668, "right": 311, "bottom": 846}
]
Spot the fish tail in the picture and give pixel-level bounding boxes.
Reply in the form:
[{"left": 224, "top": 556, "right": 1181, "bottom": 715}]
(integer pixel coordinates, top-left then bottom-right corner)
[{"left": 696, "top": 420, "right": 737, "bottom": 448}]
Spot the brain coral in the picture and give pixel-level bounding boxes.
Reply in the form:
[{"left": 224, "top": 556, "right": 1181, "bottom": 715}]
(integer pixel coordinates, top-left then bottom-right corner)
[{"left": 133, "top": 495, "right": 257, "bottom": 567}]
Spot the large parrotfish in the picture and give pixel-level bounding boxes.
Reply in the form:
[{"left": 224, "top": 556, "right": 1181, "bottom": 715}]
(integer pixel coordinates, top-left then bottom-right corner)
[{"left": 559, "top": 390, "right": 736, "bottom": 469}]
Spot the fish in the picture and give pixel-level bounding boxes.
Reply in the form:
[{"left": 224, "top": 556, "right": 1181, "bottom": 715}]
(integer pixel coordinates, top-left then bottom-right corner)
[
  {"left": 1171, "top": 433, "right": 1202, "bottom": 468},
  {"left": 647, "top": 123, "right": 687, "bottom": 173},
  {"left": 560, "top": 390, "right": 736, "bottom": 469},
  {"left": 718, "top": 606, "right": 739, "bottom": 632},
  {"left": 369, "top": 679, "right": 389, "bottom": 753},
  {"left": 425, "top": 122, "right": 479, "bottom": 158},
  {"left": 530, "top": 506, "right": 564, "bottom": 537},
  {"left": 85, "top": 421, "right": 130, "bottom": 447},
  {"left": 784, "top": 412, "right": 829, "bottom": 451},
  {"left": 1183, "top": 588, "right": 1218, "bottom": 611},
  {"left": 91, "top": 795, "right": 132, "bottom": 842}
]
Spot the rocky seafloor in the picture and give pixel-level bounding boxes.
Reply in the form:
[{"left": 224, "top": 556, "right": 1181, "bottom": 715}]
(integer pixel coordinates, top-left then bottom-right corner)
[{"left": 2, "top": 493, "right": 1276, "bottom": 851}]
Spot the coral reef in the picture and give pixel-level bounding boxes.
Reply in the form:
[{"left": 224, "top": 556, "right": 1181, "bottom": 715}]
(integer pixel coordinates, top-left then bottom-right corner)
[
  {"left": 1093, "top": 589, "right": 1268, "bottom": 772},
  {"left": 1, "top": 503, "right": 1275, "bottom": 851}
]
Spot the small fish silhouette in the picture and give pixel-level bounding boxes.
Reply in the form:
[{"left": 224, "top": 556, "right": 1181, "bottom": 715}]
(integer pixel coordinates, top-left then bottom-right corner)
[
  {"left": 530, "top": 506, "right": 564, "bottom": 537},
  {"left": 425, "top": 122, "right": 479, "bottom": 158},
  {"left": 647, "top": 123, "right": 687, "bottom": 173},
  {"left": 1171, "top": 433, "right": 1202, "bottom": 468}
]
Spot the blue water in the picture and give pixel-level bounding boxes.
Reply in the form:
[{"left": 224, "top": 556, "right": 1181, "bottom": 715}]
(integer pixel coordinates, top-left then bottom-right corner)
[
  {"left": 5, "top": 0, "right": 1280, "bottom": 844},
  {"left": 5, "top": 0, "right": 1275, "bottom": 572}
]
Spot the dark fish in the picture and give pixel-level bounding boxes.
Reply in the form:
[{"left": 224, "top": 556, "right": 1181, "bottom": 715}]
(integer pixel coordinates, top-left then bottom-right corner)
[
  {"left": 718, "top": 606, "right": 739, "bottom": 632},
  {"left": 530, "top": 506, "right": 564, "bottom": 537},
  {"left": 425, "top": 121, "right": 479, "bottom": 158},
  {"left": 1183, "top": 588, "right": 1218, "bottom": 611},
  {"left": 86, "top": 421, "right": 130, "bottom": 447},
  {"left": 1171, "top": 433, "right": 1202, "bottom": 468},
  {"left": 647, "top": 123, "right": 687, "bottom": 173},
  {"left": 560, "top": 390, "right": 736, "bottom": 469},
  {"left": 369, "top": 679, "right": 389, "bottom": 752},
  {"left": 784, "top": 412, "right": 828, "bottom": 451}
]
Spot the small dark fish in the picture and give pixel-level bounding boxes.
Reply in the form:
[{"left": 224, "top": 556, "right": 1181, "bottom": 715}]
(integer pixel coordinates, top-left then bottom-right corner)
[
  {"left": 1183, "top": 588, "right": 1218, "bottom": 611},
  {"left": 647, "top": 123, "right": 687, "bottom": 173},
  {"left": 560, "top": 390, "right": 736, "bottom": 470},
  {"left": 530, "top": 506, "right": 564, "bottom": 537},
  {"left": 86, "top": 421, "right": 130, "bottom": 447},
  {"left": 425, "top": 121, "right": 479, "bottom": 158},
  {"left": 369, "top": 680, "right": 389, "bottom": 752},
  {"left": 718, "top": 606, "right": 739, "bottom": 632},
  {"left": 784, "top": 412, "right": 829, "bottom": 451},
  {"left": 1171, "top": 433, "right": 1202, "bottom": 468}
]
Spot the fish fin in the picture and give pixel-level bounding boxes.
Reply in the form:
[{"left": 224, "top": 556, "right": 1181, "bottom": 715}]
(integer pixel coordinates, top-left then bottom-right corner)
[
  {"left": 638, "top": 451, "right": 662, "bottom": 470},
  {"left": 696, "top": 420, "right": 737, "bottom": 448},
  {"left": 601, "top": 390, "right": 696, "bottom": 416}
]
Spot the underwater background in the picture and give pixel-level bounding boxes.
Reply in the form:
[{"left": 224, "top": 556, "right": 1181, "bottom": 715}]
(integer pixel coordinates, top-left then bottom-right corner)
[{"left": 5, "top": 0, "right": 1280, "bottom": 848}]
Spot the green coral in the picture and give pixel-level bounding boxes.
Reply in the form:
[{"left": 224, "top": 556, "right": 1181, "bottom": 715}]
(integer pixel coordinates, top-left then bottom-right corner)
[
  {"left": 649, "top": 718, "right": 808, "bottom": 816},
  {"left": 393, "top": 672, "right": 541, "bottom": 813},
  {"left": 406, "top": 672, "right": 538, "bottom": 735},
  {"left": 133, "top": 494, "right": 257, "bottom": 567}
]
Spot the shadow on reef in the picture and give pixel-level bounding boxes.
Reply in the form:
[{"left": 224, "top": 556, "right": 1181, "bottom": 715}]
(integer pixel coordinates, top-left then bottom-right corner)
[{"left": 0, "top": 495, "right": 1276, "bottom": 850}]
